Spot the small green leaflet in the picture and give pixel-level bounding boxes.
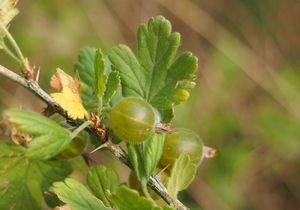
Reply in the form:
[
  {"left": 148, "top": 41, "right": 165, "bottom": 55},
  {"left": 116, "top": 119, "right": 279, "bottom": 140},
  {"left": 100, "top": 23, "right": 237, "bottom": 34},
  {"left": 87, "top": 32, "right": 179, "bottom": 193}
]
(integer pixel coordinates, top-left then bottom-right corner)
[
  {"left": 109, "top": 16, "right": 198, "bottom": 122},
  {"left": 94, "top": 49, "right": 107, "bottom": 97},
  {"left": 167, "top": 154, "right": 197, "bottom": 200},
  {"left": 109, "top": 186, "right": 174, "bottom": 210},
  {"left": 87, "top": 165, "right": 119, "bottom": 207},
  {"left": 0, "top": 143, "right": 72, "bottom": 210},
  {"left": 103, "top": 70, "right": 121, "bottom": 105},
  {"left": 144, "top": 133, "right": 166, "bottom": 177},
  {"left": 75, "top": 47, "right": 120, "bottom": 112},
  {"left": 3, "top": 109, "right": 72, "bottom": 160},
  {"left": 51, "top": 178, "right": 110, "bottom": 210},
  {"left": 75, "top": 47, "right": 99, "bottom": 111},
  {"left": 128, "top": 133, "right": 165, "bottom": 181}
]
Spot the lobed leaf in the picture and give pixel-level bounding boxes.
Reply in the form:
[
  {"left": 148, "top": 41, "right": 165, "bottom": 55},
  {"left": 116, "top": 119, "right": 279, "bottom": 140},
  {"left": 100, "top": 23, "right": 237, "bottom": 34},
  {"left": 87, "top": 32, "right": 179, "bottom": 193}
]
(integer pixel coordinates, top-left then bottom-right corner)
[
  {"left": 109, "top": 45, "right": 145, "bottom": 97},
  {"left": 50, "top": 68, "right": 87, "bottom": 120},
  {"left": 51, "top": 178, "right": 110, "bottom": 210},
  {"left": 109, "top": 16, "right": 198, "bottom": 122},
  {"left": 3, "top": 109, "right": 72, "bottom": 160},
  {"left": 0, "top": 143, "right": 72, "bottom": 210},
  {"left": 0, "top": 180, "right": 40, "bottom": 210},
  {"left": 86, "top": 165, "right": 119, "bottom": 207},
  {"left": 75, "top": 47, "right": 121, "bottom": 111}
]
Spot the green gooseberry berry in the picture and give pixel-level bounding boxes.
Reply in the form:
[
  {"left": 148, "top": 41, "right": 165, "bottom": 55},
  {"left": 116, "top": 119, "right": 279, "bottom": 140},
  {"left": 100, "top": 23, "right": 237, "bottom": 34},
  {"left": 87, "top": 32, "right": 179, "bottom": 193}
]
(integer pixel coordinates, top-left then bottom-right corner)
[
  {"left": 56, "top": 133, "right": 88, "bottom": 159},
  {"left": 160, "top": 128, "right": 203, "bottom": 169},
  {"left": 109, "top": 97, "right": 156, "bottom": 144}
]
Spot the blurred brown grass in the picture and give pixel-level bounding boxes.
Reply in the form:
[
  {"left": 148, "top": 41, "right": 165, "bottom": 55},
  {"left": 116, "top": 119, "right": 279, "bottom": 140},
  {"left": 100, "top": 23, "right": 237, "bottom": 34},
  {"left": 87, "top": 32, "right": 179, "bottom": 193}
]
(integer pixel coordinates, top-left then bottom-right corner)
[{"left": 1, "top": 0, "right": 300, "bottom": 209}]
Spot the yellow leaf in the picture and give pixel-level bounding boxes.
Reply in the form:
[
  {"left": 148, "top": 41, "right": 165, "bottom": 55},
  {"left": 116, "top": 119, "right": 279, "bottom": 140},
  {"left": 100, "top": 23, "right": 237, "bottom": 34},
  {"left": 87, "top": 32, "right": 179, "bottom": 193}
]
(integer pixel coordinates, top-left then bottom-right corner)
[{"left": 50, "top": 68, "right": 88, "bottom": 119}]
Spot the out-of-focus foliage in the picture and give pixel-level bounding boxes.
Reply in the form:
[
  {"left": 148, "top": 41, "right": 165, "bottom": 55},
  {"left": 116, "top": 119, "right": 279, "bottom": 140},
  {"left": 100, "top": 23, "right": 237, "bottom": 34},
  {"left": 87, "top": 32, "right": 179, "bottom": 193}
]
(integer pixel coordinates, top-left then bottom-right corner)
[{"left": 1, "top": 0, "right": 300, "bottom": 210}]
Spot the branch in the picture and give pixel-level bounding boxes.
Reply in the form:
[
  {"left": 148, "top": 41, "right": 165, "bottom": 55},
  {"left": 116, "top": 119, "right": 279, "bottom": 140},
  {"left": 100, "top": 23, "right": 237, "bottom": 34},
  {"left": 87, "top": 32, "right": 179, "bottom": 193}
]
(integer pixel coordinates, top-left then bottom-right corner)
[{"left": 0, "top": 64, "right": 189, "bottom": 210}]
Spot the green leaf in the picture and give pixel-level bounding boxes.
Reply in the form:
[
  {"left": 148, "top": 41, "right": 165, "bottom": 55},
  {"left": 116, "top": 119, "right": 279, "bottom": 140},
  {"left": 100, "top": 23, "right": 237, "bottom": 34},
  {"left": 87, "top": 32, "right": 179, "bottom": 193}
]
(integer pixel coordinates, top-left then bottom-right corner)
[
  {"left": 0, "top": 143, "right": 72, "bottom": 210},
  {"left": 128, "top": 133, "right": 165, "bottom": 181},
  {"left": 4, "top": 109, "right": 72, "bottom": 160},
  {"left": 144, "top": 133, "right": 165, "bottom": 177},
  {"left": 103, "top": 71, "right": 120, "bottom": 105},
  {"left": 109, "top": 45, "right": 145, "bottom": 97},
  {"left": 75, "top": 47, "right": 120, "bottom": 111},
  {"left": 158, "top": 108, "right": 174, "bottom": 123},
  {"left": 128, "top": 144, "right": 145, "bottom": 181},
  {"left": 75, "top": 47, "right": 99, "bottom": 111},
  {"left": 167, "top": 154, "right": 197, "bottom": 200},
  {"left": 109, "top": 186, "right": 173, "bottom": 210},
  {"left": 87, "top": 165, "right": 119, "bottom": 207},
  {"left": 51, "top": 178, "right": 110, "bottom": 210},
  {"left": 0, "top": 180, "right": 40, "bottom": 210},
  {"left": 94, "top": 49, "right": 107, "bottom": 97},
  {"left": 109, "top": 16, "right": 198, "bottom": 122}
]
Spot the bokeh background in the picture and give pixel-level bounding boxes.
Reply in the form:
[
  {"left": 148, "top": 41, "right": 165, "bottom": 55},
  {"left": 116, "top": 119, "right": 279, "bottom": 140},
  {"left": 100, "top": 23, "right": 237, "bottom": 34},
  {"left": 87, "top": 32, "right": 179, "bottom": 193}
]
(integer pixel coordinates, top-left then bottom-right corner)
[{"left": 1, "top": 0, "right": 300, "bottom": 209}]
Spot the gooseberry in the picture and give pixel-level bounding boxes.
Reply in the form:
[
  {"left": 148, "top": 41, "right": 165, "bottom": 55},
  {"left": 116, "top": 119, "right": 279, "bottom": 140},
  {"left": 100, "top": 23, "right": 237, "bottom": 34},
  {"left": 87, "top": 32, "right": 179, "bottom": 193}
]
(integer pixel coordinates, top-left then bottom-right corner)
[
  {"left": 109, "top": 97, "right": 156, "bottom": 144},
  {"left": 160, "top": 128, "right": 203, "bottom": 169},
  {"left": 56, "top": 133, "right": 88, "bottom": 159}
]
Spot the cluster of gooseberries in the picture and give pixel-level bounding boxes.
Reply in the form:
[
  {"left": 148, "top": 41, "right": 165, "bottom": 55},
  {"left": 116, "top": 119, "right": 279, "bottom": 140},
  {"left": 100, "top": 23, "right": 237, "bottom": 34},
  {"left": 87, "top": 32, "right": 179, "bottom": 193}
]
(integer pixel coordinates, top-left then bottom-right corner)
[
  {"left": 109, "top": 97, "right": 204, "bottom": 198},
  {"left": 57, "top": 96, "right": 204, "bottom": 199},
  {"left": 109, "top": 97, "right": 203, "bottom": 166}
]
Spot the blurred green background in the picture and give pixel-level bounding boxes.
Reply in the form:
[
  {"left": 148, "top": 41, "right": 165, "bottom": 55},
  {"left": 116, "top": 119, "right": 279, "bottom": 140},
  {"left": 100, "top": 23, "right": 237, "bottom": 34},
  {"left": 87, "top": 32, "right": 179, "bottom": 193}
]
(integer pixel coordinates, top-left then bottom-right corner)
[{"left": 1, "top": 0, "right": 300, "bottom": 209}]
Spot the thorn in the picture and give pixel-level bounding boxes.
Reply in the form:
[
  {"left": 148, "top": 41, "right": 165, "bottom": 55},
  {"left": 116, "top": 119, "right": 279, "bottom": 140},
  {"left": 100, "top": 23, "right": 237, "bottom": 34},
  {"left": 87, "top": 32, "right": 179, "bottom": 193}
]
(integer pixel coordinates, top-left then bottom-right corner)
[
  {"left": 90, "top": 142, "right": 109, "bottom": 154},
  {"left": 155, "top": 164, "right": 169, "bottom": 176},
  {"left": 35, "top": 67, "right": 40, "bottom": 82}
]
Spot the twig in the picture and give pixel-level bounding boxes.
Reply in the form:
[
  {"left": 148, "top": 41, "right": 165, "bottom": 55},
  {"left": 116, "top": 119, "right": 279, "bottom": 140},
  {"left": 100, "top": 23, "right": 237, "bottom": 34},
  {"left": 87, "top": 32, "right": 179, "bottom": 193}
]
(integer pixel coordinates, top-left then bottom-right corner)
[{"left": 0, "top": 64, "right": 189, "bottom": 210}]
